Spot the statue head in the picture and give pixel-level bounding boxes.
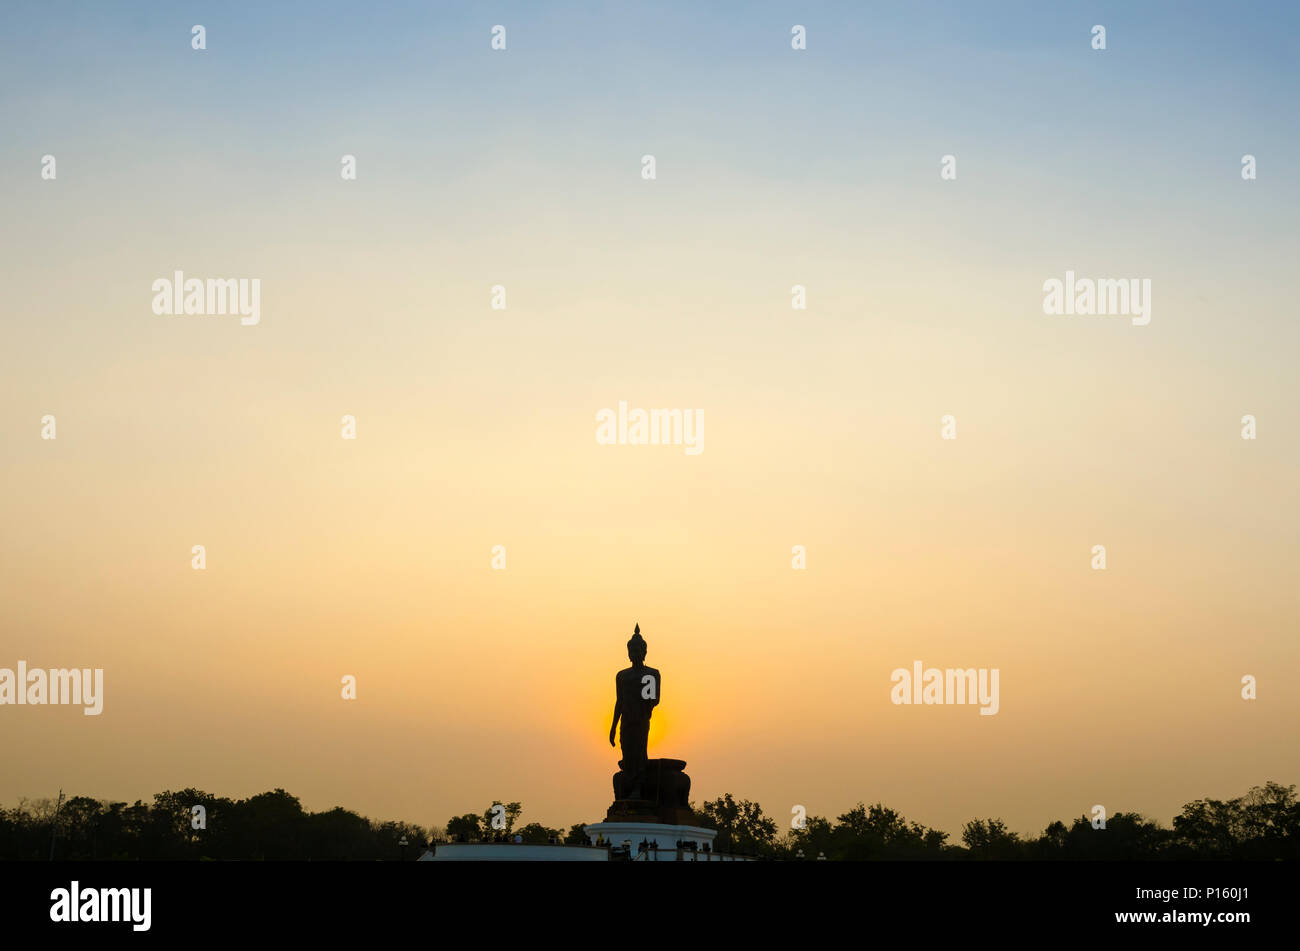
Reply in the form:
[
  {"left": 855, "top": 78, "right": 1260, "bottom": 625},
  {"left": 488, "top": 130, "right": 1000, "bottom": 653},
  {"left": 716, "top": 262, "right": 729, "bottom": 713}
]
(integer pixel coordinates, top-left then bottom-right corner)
[{"left": 627, "top": 622, "right": 647, "bottom": 663}]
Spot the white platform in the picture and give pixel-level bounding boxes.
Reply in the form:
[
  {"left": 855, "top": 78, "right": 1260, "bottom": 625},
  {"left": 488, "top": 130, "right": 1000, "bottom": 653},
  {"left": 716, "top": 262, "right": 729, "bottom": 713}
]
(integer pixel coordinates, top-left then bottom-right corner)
[{"left": 585, "top": 821, "right": 745, "bottom": 861}]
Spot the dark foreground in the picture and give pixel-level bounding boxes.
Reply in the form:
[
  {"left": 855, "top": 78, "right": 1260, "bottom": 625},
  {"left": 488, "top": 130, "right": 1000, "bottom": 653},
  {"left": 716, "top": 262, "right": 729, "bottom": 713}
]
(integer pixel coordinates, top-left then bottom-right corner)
[{"left": 0, "top": 858, "right": 1281, "bottom": 940}]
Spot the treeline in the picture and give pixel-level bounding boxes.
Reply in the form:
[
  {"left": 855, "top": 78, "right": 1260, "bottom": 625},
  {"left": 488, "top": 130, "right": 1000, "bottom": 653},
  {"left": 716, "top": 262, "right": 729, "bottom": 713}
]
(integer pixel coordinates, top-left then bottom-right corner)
[
  {"left": 702, "top": 781, "right": 1300, "bottom": 860},
  {"left": 2, "top": 781, "right": 1295, "bottom": 860},
  {"left": 1, "top": 788, "right": 428, "bottom": 861}
]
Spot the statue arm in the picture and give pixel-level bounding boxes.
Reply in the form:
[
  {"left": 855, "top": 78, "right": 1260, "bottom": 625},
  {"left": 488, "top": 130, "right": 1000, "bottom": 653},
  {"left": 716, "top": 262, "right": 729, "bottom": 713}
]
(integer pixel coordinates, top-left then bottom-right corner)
[{"left": 608, "top": 686, "right": 621, "bottom": 746}]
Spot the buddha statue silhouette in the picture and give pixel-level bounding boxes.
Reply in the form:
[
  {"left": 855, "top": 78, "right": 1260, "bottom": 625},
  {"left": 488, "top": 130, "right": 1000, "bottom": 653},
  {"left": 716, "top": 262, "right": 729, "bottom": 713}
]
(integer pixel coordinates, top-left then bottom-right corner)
[
  {"left": 608, "top": 623, "right": 660, "bottom": 786},
  {"left": 603, "top": 623, "right": 695, "bottom": 822}
]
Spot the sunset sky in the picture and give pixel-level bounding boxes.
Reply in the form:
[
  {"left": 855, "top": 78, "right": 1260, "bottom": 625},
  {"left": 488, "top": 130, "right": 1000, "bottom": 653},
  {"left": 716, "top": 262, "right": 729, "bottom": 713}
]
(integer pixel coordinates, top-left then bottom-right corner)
[{"left": 1, "top": 1, "right": 1297, "bottom": 841}]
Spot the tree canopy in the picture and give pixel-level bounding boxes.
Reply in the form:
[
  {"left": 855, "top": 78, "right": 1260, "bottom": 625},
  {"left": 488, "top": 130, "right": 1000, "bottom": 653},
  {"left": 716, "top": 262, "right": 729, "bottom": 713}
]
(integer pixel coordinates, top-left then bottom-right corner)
[{"left": 4, "top": 780, "right": 1295, "bottom": 860}]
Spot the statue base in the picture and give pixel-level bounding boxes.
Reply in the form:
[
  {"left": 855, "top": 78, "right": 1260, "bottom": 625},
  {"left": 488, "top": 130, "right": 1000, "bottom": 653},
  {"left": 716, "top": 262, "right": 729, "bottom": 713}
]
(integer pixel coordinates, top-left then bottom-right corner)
[
  {"left": 608, "top": 757, "right": 696, "bottom": 825},
  {"left": 605, "top": 798, "right": 698, "bottom": 826}
]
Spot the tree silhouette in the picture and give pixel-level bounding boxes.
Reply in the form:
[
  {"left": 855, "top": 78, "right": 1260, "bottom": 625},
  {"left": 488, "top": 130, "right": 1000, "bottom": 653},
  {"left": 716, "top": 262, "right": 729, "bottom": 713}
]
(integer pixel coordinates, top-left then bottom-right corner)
[
  {"left": 479, "top": 801, "right": 522, "bottom": 840},
  {"left": 444, "top": 814, "right": 481, "bottom": 842},
  {"left": 564, "top": 822, "right": 592, "bottom": 845},
  {"left": 515, "top": 822, "right": 563, "bottom": 844},
  {"left": 3, "top": 780, "right": 1296, "bottom": 860},
  {"left": 695, "top": 794, "right": 777, "bottom": 854},
  {"left": 961, "top": 818, "right": 1021, "bottom": 859}
]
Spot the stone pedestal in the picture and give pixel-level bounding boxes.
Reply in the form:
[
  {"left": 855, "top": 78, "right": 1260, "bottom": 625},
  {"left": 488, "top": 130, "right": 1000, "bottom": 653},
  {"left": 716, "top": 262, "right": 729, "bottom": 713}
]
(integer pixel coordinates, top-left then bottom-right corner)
[{"left": 608, "top": 757, "right": 695, "bottom": 825}]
